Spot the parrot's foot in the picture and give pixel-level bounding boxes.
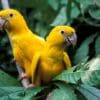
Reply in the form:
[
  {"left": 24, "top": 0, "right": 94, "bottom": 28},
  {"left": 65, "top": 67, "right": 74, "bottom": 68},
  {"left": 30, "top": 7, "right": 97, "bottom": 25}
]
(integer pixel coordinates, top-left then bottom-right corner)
[{"left": 18, "top": 72, "right": 34, "bottom": 89}]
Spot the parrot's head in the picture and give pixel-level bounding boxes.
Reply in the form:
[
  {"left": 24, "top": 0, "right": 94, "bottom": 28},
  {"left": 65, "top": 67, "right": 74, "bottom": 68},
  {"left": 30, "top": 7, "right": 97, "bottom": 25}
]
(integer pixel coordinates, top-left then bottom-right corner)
[
  {"left": 46, "top": 26, "right": 77, "bottom": 47},
  {"left": 0, "top": 9, "right": 28, "bottom": 33}
]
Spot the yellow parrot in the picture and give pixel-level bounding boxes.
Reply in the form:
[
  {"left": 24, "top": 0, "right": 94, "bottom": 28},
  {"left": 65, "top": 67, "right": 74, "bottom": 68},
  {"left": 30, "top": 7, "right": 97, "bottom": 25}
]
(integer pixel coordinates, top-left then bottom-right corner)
[
  {"left": 0, "top": 9, "right": 45, "bottom": 87},
  {"left": 31, "top": 26, "right": 77, "bottom": 86},
  {"left": 0, "top": 9, "right": 77, "bottom": 87}
]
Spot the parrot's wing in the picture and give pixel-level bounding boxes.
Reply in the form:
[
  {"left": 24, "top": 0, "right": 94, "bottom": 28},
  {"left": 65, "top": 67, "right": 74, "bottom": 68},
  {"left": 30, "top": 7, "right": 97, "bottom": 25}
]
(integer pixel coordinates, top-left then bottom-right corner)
[
  {"left": 31, "top": 52, "right": 41, "bottom": 83},
  {"left": 63, "top": 52, "right": 72, "bottom": 69}
]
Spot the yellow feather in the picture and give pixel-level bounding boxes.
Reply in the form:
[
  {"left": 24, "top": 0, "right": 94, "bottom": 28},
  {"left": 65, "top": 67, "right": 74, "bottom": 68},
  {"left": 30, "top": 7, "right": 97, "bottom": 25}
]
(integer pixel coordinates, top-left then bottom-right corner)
[
  {"left": 0, "top": 9, "right": 45, "bottom": 78},
  {"left": 32, "top": 26, "right": 76, "bottom": 85},
  {"left": 0, "top": 9, "right": 76, "bottom": 86}
]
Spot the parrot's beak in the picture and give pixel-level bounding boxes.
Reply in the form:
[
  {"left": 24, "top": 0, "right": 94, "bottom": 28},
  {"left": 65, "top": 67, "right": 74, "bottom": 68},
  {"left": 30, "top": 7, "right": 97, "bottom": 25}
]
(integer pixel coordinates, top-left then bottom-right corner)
[
  {"left": 65, "top": 32, "right": 77, "bottom": 46},
  {"left": 0, "top": 17, "right": 7, "bottom": 30}
]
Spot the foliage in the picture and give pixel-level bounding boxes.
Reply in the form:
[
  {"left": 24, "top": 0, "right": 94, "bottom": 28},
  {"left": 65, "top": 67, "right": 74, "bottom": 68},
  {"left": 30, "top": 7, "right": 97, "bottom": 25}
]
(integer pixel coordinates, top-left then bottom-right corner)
[
  {"left": 76, "top": 85, "right": 100, "bottom": 100},
  {"left": 51, "top": 83, "right": 77, "bottom": 100},
  {"left": 0, "top": 0, "right": 100, "bottom": 100},
  {"left": 54, "top": 55, "right": 100, "bottom": 86},
  {"left": 0, "top": 70, "right": 20, "bottom": 86}
]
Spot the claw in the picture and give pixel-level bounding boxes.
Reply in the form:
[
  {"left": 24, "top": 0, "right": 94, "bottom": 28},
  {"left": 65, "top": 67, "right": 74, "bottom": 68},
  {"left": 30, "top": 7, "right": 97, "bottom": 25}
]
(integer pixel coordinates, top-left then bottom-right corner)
[
  {"left": 25, "top": 84, "right": 34, "bottom": 89},
  {"left": 15, "top": 61, "right": 34, "bottom": 88},
  {"left": 18, "top": 72, "right": 28, "bottom": 81}
]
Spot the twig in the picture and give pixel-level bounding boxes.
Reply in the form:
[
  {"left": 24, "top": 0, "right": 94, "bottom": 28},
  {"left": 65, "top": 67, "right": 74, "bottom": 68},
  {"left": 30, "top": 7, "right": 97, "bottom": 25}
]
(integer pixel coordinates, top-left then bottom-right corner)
[
  {"left": 1, "top": 0, "right": 9, "bottom": 9},
  {"left": 16, "top": 62, "right": 33, "bottom": 88}
]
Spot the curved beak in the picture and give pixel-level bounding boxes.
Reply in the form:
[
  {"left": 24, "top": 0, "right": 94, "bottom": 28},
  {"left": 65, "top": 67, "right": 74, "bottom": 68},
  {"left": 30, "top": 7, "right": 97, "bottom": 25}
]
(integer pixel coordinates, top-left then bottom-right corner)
[
  {"left": 0, "top": 17, "right": 7, "bottom": 30},
  {"left": 65, "top": 32, "right": 77, "bottom": 46}
]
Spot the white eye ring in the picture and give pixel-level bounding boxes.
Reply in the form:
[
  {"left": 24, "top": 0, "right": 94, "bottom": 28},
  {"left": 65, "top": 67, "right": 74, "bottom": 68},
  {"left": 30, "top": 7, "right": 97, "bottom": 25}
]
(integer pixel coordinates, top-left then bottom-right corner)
[{"left": 60, "top": 30, "right": 65, "bottom": 35}]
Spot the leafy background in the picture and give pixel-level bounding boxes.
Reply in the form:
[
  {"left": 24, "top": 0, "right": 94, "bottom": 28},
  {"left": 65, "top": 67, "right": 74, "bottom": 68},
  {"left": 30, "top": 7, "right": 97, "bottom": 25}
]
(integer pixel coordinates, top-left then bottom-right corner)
[{"left": 0, "top": 0, "right": 100, "bottom": 100}]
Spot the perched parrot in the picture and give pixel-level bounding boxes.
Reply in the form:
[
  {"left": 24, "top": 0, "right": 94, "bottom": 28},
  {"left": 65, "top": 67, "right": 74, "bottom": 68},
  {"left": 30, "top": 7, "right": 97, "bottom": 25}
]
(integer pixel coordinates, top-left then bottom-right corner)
[
  {"left": 0, "top": 9, "right": 77, "bottom": 87},
  {"left": 31, "top": 26, "right": 77, "bottom": 86},
  {"left": 0, "top": 9, "right": 45, "bottom": 88}
]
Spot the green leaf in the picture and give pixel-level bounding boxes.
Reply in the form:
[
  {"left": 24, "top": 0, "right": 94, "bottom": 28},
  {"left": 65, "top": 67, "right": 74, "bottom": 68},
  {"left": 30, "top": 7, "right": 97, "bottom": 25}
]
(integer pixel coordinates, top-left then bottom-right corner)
[
  {"left": 35, "top": 23, "right": 48, "bottom": 38},
  {"left": 54, "top": 69, "right": 85, "bottom": 84},
  {"left": 72, "top": 57, "right": 89, "bottom": 71},
  {"left": 89, "top": 9, "right": 100, "bottom": 20},
  {"left": 95, "top": 0, "right": 100, "bottom": 5},
  {"left": 0, "top": 86, "right": 44, "bottom": 100},
  {"left": 66, "top": 0, "right": 72, "bottom": 24},
  {"left": 74, "top": 34, "right": 97, "bottom": 64},
  {"left": 0, "top": 70, "right": 20, "bottom": 86},
  {"left": 51, "top": 83, "right": 77, "bottom": 100},
  {"left": 60, "top": 0, "right": 68, "bottom": 5},
  {"left": 80, "top": 55, "right": 100, "bottom": 71},
  {"left": 0, "top": 87, "right": 24, "bottom": 100},
  {"left": 76, "top": 0, "right": 94, "bottom": 4},
  {"left": 48, "top": 0, "right": 59, "bottom": 11},
  {"left": 82, "top": 16, "right": 100, "bottom": 27},
  {"left": 22, "top": 87, "right": 44, "bottom": 100},
  {"left": 87, "top": 56, "right": 100, "bottom": 70},
  {"left": 76, "top": 85, "right": 100, "bottom": 100},
  {"left": 50, "top": 7, "right": 67, "bottom": 26},
  {"left": 54, "top": 56, "right": 100, "bottom": 86},
  {"left": 10, "top": 0, "right": 48, "bottom": 11},
  {"left": 71, "top": 3, "right": 80, "bottom": 18},
  {"left": 95, "top": 35, "right": 100, "bottom": 55},
  {"left": 82, "top": 70, "right": 100, "bottom": 86},
  {"left": 81, "top": 56, "right": 100, "bottom": 86}
]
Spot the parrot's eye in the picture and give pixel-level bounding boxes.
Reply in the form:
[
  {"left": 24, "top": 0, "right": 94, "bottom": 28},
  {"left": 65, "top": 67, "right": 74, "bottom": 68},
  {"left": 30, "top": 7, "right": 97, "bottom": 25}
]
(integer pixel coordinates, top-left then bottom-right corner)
[
  {"left": 60, "top": 30, "right": 65, "bottom": 34},
  {"left": 8, "top": 13, "right": 14, "bottom": 18}
]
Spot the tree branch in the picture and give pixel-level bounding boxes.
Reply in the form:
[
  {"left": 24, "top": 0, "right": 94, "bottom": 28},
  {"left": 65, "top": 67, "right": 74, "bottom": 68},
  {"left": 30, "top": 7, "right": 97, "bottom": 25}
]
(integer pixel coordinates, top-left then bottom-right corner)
[{"left": 1, "top": 0, "right": 10, "bottom": 9}]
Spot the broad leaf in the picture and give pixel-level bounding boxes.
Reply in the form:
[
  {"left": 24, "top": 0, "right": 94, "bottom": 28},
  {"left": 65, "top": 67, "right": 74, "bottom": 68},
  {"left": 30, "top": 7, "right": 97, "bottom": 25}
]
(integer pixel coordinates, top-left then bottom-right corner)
[
  {"left": 60, "top": 0, "right": 68, "bottom": 5},
  {"left": 82, "top": 70, "right": 100, "bottom": 86},
  {"left": 71, "top": 3, "right": 80, "bottom": 18},
  {"left": 76, "top": 0, "right": 94, "bottom": 4},
  {"left": 80, "top": 55, "right": 100, "bottom": 71},
  {"left": 51, "top": 7, "right": 67, "bottom": 26},
  {"left": 82, "top": 17, "right": 100, "bottom": 27},
  {"left": 22, "top": 87, "right": 44, "bottom": 100},
  {"left": 95, "top": 35, "right": 100, "bottom": 55},
  {"left": 96, "top": 0, "right": 100, "bottom": 5},
  {"left": 35, "top": 23, "right": 48, "bottom": 38},
  {"left": 54, "top": 69, "right": 85, "bottom": 84},
  {"left": 0, "top": 86, "right": 44, "bottom": 100},
  {"left": 74, "top": 34, "right": 97, "bottom": 64},
  {"left": 0, "top": 70, "right": 20, "bottom": 86},
  {"left": 51, "top": 83, "right": 77, "bottom": 100},
  {"left": 89, "top": 9, "right": 100, "bottom": 20},
  {"left": 76, "top": 85, "right": 100, "bottom": 100},
  {"left": 66, "top": 0, "right": 72, "bottom": 24},
  {"left": 81, "top": 56, "right": 100, "bottom": 86},
  {"left": 10, "top": 0, "right": 48, "bottom": 11},
  {"left": 0, "top": 87, "right": 24, "bottom": 100},
  {"left": 48, "top": 0, "right": 59, "bottom": 11}
]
